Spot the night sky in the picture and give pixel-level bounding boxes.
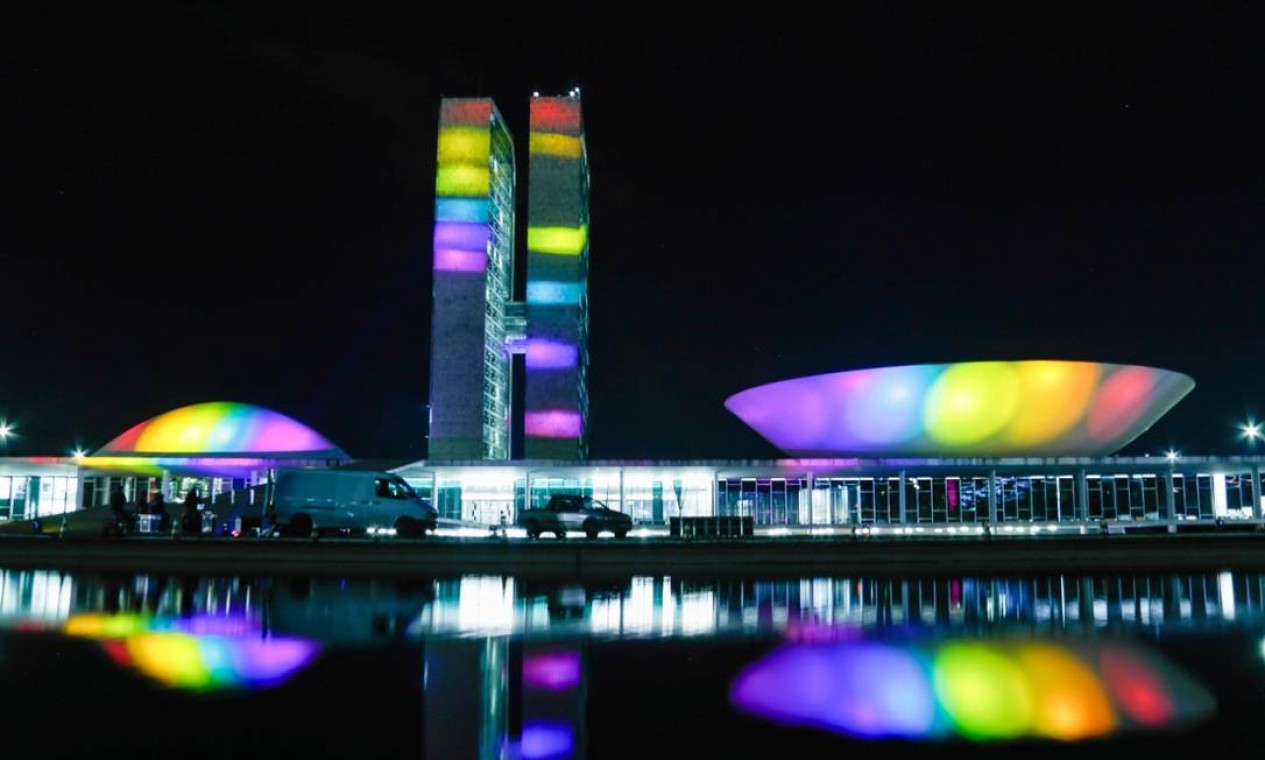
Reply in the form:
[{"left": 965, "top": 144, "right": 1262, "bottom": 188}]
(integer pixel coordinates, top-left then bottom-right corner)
[{"left": 6, "top": 4, "right": 1265, "bottom": 460}]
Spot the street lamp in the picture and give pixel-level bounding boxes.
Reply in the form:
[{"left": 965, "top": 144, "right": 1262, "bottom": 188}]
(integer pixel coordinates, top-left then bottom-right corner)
[
  {"left": 0, "top": 422, "right": 13, "bottom": 452},
  {"left": 1165, "top": 449, "right": 1179, "bottom": 463},
  {"left": 1239, "top": 420, "right": 1263, "bottom": 448}
]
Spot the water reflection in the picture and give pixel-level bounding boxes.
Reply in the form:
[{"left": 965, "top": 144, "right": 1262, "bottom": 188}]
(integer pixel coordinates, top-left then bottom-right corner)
[
  {"left": 3, "top": 570, "right": 1264, "bottom": 641},
  {"left": 63, "top": 611, "right": 320, "bottom": 692},
  {"left": 730, "top": 636, "right": 1215, "bottom": 741},
  {"left": 0, "top": 568, "right": 1262, "bottom": 758}
]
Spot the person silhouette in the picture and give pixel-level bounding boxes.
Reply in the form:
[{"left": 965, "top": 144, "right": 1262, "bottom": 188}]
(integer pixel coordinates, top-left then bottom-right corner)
[
  {"left": 107, "top": 484, "right": 131, "bottom": 535},
  {"left": 181, "top": 489, "right": 202, "bottom": 536},
  {"left": 147, "top": 490, "right": 169, "bottom": 533}
]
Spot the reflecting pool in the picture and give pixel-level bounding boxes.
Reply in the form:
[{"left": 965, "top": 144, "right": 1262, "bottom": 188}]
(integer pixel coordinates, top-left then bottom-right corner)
[{"left": 1, "top": 567, "right": 1263, "bottom": 758}]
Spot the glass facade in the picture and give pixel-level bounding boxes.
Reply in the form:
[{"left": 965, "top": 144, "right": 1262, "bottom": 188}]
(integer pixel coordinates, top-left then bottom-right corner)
[
  {"left": 391, "top": 456, "right": 1265, "bottom": 532},
  {"left": 0, "top": 460, "right": 82, "bottom": 520},
  {"left": 2, "top": 455, "right": 1261, "bottom": 535},
  {"left": 0, "top": 474, "right": 79, "bottom": 520}
]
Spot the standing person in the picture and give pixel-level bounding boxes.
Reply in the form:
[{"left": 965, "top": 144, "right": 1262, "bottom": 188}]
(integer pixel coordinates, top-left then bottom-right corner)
[
  {"left": 181, "top": 488, "right": 202, "bottom": 536},
  {"left": 107, "top": 484, "right": 131, "bottom": 536},
  {"left": 147, "top": 489, "right": 169, "bottom": 533}
]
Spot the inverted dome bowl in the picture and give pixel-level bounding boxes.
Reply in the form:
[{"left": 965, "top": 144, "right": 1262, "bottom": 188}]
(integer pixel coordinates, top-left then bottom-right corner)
[{"left": 724, "top": 360, "right": 1195, "bottom": 457}]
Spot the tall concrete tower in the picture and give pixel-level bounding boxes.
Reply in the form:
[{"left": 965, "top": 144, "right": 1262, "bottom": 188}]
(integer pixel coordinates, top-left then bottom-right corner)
[
  {"left": 426, "top": 91, "right": 589, "bottom": 461},
  {"left": 522, "top": 92, "right": 590, "bottom": 460},
  {"left": 427, "top": 98, "right": 516, "bottom": 460}
]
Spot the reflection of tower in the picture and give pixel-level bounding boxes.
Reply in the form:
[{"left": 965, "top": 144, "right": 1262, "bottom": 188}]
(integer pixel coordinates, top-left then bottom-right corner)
[
  {"left": 428, "top": 98, "right": 517, "bottom": 460},
  {"left": 420, "top": 637, "right": 587, "bottom": 760},
  {"left": 523, "top": 93, "right": 590, "bottom": 459},
  {"left": 423, "top": 638, "right": 511, "bottom": 760},
  {"left": 520, "top": 642, "right": 587, "bottom": 759}
]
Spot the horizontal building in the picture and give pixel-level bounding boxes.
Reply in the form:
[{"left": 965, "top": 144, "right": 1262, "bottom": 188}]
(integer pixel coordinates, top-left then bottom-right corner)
[{"left": 7, "top": 449, "right": 1263, "bottom": 537}]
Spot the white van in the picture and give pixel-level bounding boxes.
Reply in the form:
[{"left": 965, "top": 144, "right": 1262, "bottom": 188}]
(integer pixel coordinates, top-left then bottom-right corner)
[{"left": 269, "top": 468, "right": 438, "bottom": 538}]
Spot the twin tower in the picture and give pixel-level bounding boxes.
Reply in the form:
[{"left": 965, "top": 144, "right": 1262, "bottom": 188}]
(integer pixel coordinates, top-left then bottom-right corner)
[{"left": 428, "top": 92, "right": 590, "bottom": 461}]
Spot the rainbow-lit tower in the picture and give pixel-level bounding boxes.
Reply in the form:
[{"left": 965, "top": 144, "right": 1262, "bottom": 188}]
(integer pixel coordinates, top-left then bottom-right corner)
[
  {"left": 522, "top": 91, "right": 590, "bottom": 459},
  {"left": 428, "top": 98, "right": 517, "bottom": 460}
]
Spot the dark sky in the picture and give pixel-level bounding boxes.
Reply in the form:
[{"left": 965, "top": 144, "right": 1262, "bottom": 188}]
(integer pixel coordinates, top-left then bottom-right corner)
[{"left": 6, "top": 3, "right": 1265, "bottom": 460}]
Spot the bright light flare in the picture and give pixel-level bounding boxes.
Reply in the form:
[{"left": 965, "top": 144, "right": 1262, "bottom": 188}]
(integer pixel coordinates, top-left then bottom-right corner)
[{"left": 1240, "top": 421, "right": 1263, "bottom": 443}]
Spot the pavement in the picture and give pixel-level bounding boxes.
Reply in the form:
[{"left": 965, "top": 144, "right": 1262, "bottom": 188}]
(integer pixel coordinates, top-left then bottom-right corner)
[
  {"left": 0, "top": 506, "right": 124, "bottom": 537},
  {"left": 1, "top": 513, "right": 1265, "bottom": 579}
]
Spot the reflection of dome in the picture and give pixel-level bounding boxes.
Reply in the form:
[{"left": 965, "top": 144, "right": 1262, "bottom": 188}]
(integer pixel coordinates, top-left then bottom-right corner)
[
  {"left": 730, "top": 636, "right": 1214, "bottom": 741},
  {"left": 724, "top": 361, "right": 1195, "bottom": 457},
  {"left": 102, "top": 632, "right": 319, "bottom": 692},
  {"left": 95, "top": 401, "right": 346, "bottom": 458},
  {"left": 64, "top": 612, "right": 320, "bottom": 692}
]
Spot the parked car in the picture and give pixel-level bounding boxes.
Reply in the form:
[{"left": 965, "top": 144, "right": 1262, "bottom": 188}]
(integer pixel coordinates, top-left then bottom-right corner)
[{"left": 519, "top": 494, "right": 633, "bottom": 539}]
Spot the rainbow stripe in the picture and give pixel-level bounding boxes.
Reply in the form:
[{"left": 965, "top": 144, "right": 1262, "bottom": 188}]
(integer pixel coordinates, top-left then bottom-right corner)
[{"left": 526, "top": 224, "right": 587, "bottom": 256}]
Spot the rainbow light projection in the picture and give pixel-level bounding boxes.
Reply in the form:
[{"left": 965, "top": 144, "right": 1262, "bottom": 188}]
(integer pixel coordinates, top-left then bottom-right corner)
[
  {"left": 730, "top": 637, "right": 1215, "bottom": 742},
  {"left": 523, "top": 93, "right": 589, "bottom": 459},
  {"left": 84, "top": 402, "right": 347, "bottom": 476},
  {"left": 78, "top": 456, "right": 291, "bottom": 478},
  {"left": 64, "top": 612, "right": 319, "bottom": 693},
  {"left": 95, "top": 401, "right": 346, "bottom": 457},
  {"left": 724, "top": 361, "right": 1195, "bottom": 457},
  {"left": 428, "top": 98, "right": 515, "bottom": 459}
]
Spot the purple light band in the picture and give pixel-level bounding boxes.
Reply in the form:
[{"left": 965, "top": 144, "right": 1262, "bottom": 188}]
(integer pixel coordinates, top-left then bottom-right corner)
[
  {"left": 434, "top": 249, "right": 488, "bottom": 273},
  {"left": 524, "top": 410, "right": 582, "bottom": 438},
  {"left": 525, "top": 339, "right": 578, "bottom": 369},
  {"left": 433, "top": 221, "right": 491, "bottom": 251}
]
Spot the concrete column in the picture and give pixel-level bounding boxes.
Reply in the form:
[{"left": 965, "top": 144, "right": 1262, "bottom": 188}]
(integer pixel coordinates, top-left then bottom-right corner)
[
  {"left": 709, "top": 468, "right": 716, "bottom": 520},
  {"left": 988, "top": 470, "right": 999, "bottom": 525},
  {"left": 1164, "top": 467, "right": 1177, "bottom": 533},
  {"left": 1254, "top": 463, "right": 1263, "bottom": 520},
  {"left": 898, "top": 470, "right": 907, "bottom": 525},
  {"left": 806, "top": 471, "right": 815, "bottom": 526},
  {"left": 1077, "top": 469, "right": 1090, "bottom": 525},
  {"left": 75, "top": 467, "right": 87, "bottom": 510}
]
